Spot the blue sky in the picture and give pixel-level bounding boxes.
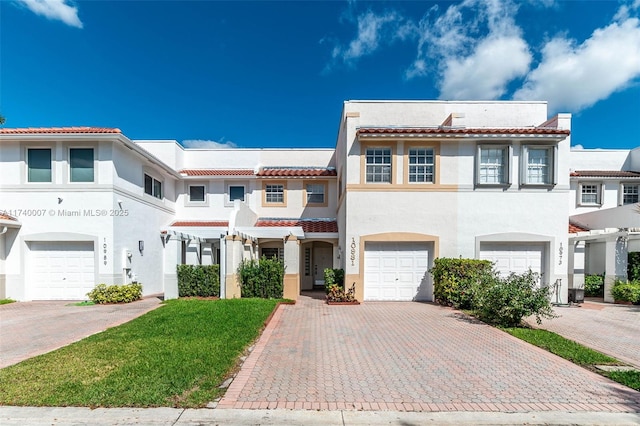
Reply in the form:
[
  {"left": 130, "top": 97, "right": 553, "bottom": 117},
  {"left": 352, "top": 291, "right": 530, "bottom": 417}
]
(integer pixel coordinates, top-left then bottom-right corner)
[{"left": 1, "top": 0, "right": 639, "bottom": 150}]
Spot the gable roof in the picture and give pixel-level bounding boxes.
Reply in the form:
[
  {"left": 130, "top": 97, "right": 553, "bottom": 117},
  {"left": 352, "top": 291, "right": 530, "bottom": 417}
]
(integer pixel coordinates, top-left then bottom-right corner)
[
  {"left": 257, "top": 167, "right": 337, "bottom": 177},
  {"left": 569, "top": 222, "right": 590, "bottom": 233},
  {"left": 255, "top": 218, "right": 338, "bottom": 233},
  {"left": 0, "top": 127, "right": 121, "bottom": 134},
  {"left": 570, "top": 170, "right": 640, "bottom": 178},
  {"left": 357, "top": 127, "right": 570, "bottom": 137},
  {"left": 179, "top": 169, "right": 254, "bottom": 176}
]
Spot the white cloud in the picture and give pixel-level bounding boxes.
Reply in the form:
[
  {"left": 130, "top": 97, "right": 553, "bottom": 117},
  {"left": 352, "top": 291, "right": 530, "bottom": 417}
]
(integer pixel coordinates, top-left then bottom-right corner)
[
  {"left": 18, "top": 0, "right": 83, "bottom": 28},
  {"left": 328, "top": 9, "right": 407, "bottom": 67},
  {"left": 405, "top": 0, "right": 531, "bottom": 100},
  {"left": 440, "top": 35, "right": 531, "bottom": 99},
  {"left": 513, "top": 13, "right": 640, "bottom": 112},
  {"left": 181, "top": 139, "right": 238, "bottom": 149},
  {"left": 571, "top": 144, "right": 585, "bottom": 150}
]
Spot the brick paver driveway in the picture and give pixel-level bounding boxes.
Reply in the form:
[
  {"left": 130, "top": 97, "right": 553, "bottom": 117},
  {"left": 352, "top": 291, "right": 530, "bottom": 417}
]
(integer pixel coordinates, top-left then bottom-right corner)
[
  {"left": 0, "top": 297, "right": 161, "bottom": 369},
  {"left": 219, "top": 295, "right": 640, "bottom": 412},
  {"left": 532, "top": 300, "right": 640, "bottom": 369}
]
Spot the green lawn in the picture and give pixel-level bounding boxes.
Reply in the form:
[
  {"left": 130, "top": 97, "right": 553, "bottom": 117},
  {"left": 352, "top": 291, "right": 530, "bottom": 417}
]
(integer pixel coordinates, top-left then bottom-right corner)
[
  {"left": 0, "top": 298, "right": 280, "bottom": 407},
  {"left": 503, "top": 327, "right": 640, "bottom": 391},
  {"left": 0, "top": 298, "right": 16, "bottom": 305}
]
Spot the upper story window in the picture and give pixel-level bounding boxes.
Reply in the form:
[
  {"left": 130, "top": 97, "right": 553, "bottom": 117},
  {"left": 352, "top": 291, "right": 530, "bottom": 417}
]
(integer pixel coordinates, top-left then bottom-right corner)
[
  {"left": 305, "top": 182, "right": 326, "bottom": 205},
  {"left": 188, "top": 185, "right": 205, "bottom": 203},
  {"left": 229, "top": 185, "right": 245, "bottom": 202},
  {"left": 264, "top": 182, "right": 286, "bottom": 205},
  {"left": 69, "top": 148, "right": 94, "bottom": 182},
  {"left": 365, "top": 148, "right": 392, "bottom": 183},
  {"left": 144, "top": 173, "right": 163, "bottom": 199},
  {"left": 477, "top": 145, "right": 510, "bottom": 186},
  {"left": 27, "top": 148, "right": 52, "bottom": 182},
  {"left": 622, "top": 183, "right": 639, "bottom": 205},
  {"left": 408, "top": 148, "right": 434, "bottom": 183},
  {"left": 523, "top": 146, "right": 554, "bottom": 185},
  {"left": 580, "top": 183, "right": 602, "bottom": 206}
]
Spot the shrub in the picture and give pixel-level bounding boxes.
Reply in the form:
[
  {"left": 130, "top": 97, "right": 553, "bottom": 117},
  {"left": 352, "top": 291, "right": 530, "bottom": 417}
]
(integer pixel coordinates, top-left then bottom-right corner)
[
  {"left": 430, "top": 258, "right": 493, "bottom": 309},
  {"left": 628, "top": 252, "right": 640, "bottom": 281},
  {"left": 326, "top": 283, "right": 356, "bottom": 303},
  {"left": 177, "top": 264, "right": 220, "bottom": 297},
  {"left": 610, "top": 279, "right": 640, "bottom": 304},
  {"left": 238, "top": 256, "right": 285, "bottom": 298},
  {"left": 87, "top": 282, "right": 142, "bottom": 304},
  {"left": 324, "top": 268, "right": 344, "bottom": 293},
  {"left": 584, "top": 274, "right": 604, "bottom": 297},
  {"left": 473, "top": 270, "right": 556, "bottom": 327}
]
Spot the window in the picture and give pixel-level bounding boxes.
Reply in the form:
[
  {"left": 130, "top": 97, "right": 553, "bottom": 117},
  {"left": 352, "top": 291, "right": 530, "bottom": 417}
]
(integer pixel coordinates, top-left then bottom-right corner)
[
  {"left": 623, "top": 184, "right": 639, "bottom": 205},
  {"left": 408, "top": 148, "right": 434, "bottom": 183},
  {"left": 580, "top": 183, "right": 601, "bottom": 206},
  {"left": 366, "top": 148, "right": 392, "bottom": 183},
  {"left": 477, "top": 146, "right": 509, "bottom": 185},
  {"left": 229, "top": 185, "right": 245, "bottom": 202},
  {"left": 69, "top": 148, "right": 94, "bottom": 182},
  {"left": 261, "top": 247, "right": 283, "bottom": 260},
  {"left": 144, "top": 173, "right": 162, "bottom": 199},
  {"left": 265, "top": 183, "right": 285, "bottom": 204},
  {"left": 27, "top": 148, "right": 52, "bottom": 182},
  {"left": 188, "top": 185, "right": 205, "bottom": 202},
  {"left": 305, "top": 183, "right": 325, "bottom": 204},
  {"left": 525, "top": 147, "right": 553, "bottom": 185}
]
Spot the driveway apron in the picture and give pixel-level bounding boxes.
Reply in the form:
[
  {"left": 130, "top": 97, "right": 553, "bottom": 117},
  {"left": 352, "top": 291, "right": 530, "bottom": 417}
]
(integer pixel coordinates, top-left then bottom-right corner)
[
  {"left": 218, "top": 295, "right": 640, "bottom": 412},
  {"left": 0, "top": 297, "right": 162, "bottom": 369},
  {"left": 533, "top": 301, "right": 640, "bottom": 369}
]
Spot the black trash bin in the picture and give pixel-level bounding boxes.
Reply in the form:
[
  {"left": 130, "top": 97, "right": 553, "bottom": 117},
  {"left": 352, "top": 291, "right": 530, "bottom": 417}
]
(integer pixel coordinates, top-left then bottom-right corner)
[{"left": 568, "top": 288, "right": 585, "bottom": 303}]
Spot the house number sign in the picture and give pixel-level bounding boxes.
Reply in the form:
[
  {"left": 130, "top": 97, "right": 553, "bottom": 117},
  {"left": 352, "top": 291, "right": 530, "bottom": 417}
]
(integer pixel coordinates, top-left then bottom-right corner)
[
  {"left": 350, "top": 237, "right": 356, "bottom": 266},
  {"left": 103, "top": 238, "right": 108, "bottom": 266},
  {"left": 558, "top": 242, "right": 563, "bottom": 265}
]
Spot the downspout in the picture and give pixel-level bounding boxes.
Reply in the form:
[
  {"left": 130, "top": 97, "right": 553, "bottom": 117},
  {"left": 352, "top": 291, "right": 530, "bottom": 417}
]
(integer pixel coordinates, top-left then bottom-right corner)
[{"left": 0, "top": 227, "right": 7, "bottom": 235}]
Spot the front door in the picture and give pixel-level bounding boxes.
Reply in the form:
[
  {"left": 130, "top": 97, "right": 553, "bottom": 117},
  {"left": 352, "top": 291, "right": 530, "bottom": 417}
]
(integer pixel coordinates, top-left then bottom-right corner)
[{"left": 313, "top": 246, "right": 333, "bottom": 287}]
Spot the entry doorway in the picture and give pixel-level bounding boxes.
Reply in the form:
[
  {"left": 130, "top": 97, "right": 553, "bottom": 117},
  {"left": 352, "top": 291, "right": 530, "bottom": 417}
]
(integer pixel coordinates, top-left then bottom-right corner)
[{"left": 301, "top": 241, "right": 334, "bottom": 291}]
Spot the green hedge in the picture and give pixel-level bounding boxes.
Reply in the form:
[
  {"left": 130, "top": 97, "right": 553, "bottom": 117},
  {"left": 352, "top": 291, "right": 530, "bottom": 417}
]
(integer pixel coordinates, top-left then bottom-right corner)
[
  {"left": 611, "top": 279, "right": 640, "bottom": 304},
  {"left": 238, "top": 257, "right": 284, "bottom": 298},
  {"left": 324, "top": 268, "right": 344, "bottom": 293},
  {"left": 177, "top": 264, "right": 220, "bottom": 297},
  {"left": 629, "top": 252, "right": 640, "bottom": 281},
  {"left": 430, "top": 258, "right": 493, "bottom": 309},
  {"left": 430, "top": 257, "right": 556, "bottom": 327},
  {"left": 87, "top": 282, "right": 142, "bottom": 304},
  {"left": 584, "top": 274, "right": 604, "bottom": 297}
]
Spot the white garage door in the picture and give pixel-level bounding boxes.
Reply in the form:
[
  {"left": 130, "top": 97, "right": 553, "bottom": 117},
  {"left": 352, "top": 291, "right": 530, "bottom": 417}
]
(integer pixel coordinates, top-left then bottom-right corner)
[
  {"left": 29, "top": 241, "right": 96, "bottom": 300},
  {"left": 480, "top": 243, "right": 544, "bottom": 281},
  {"left": 364, "top": 242, "right": 431, "bottom": 301}
]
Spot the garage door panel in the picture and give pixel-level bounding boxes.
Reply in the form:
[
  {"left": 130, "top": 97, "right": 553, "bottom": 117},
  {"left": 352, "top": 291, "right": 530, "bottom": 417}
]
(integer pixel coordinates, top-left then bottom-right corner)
[
  {"left": 29, "top": 241, "right": 96, "bottom": 300},
  {"left": 480, "top": 243, "right": 545, "bottom": 284},
  {"left": 364, "top": 242, "right": 432, "bottom": 301}
]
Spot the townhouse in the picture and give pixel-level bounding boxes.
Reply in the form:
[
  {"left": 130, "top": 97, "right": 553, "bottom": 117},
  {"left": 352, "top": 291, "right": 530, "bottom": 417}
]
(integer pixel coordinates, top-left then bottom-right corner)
[{"left": 3, "top": 99, "right": 626, "bottom": 304}]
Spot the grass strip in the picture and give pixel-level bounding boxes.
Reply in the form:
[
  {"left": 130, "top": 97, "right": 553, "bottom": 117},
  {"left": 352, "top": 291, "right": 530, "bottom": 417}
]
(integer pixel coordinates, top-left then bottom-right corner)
[
  {"left": 0, "top": 298, "right": 279, "bottom": 407},
  {"left": 0, "top": 298, "right": 16, "bottom": 305},
  {"left": 503, "top": 327, "right": 640, "bottom": 391}
]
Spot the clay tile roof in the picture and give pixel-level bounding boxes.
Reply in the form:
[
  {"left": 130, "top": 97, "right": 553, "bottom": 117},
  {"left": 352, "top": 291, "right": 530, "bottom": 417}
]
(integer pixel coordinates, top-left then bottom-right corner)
[
  {"left": 256, "top": 168, "right": 337, "bottom": 177},
  {"left": 0, "top": 213, "right": 18, "bottom": 222},
  {"left": 0, "top": 127, "right": 121, "bottom": 134},
  {"left": 357, "top": 127, "right": 570, "bottom": 136},
  {"left": 170, "top": 220, "right": 229, "bottom": 227},
  {"left": 569, "top": 222, "right": 589, "bottom": 233},
  {"left": 570, "top": 170, "right": 640, "bottom": 178},
  {"left": 255, "top": 218, "right": 338, "bottom": 233},
  {"left": 179, "top": 169, "right": 254, "bottom": 176}
]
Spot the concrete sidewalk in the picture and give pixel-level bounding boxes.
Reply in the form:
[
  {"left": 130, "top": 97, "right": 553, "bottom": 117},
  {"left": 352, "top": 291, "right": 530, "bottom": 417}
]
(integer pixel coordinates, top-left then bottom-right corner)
[{"left": 1, "top": 406, "right": 639, "bottom": 425}]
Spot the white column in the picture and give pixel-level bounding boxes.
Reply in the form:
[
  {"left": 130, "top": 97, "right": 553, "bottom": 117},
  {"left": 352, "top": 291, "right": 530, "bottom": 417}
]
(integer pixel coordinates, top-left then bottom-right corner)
[
  {"left": 604, "top": 237, "right": 628, "bottom": 303},
  {"left": 162, "top": 235, "right": 182, "bottom": 300}
]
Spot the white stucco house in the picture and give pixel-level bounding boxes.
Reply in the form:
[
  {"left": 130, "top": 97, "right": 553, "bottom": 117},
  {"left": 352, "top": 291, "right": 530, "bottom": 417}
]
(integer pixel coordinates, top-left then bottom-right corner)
[
  {"left": 567, "top": 147, "right": 640, "bottom": 302},
  {"left": 0, "top": 100, "right": 589, "bottom": 304}
]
